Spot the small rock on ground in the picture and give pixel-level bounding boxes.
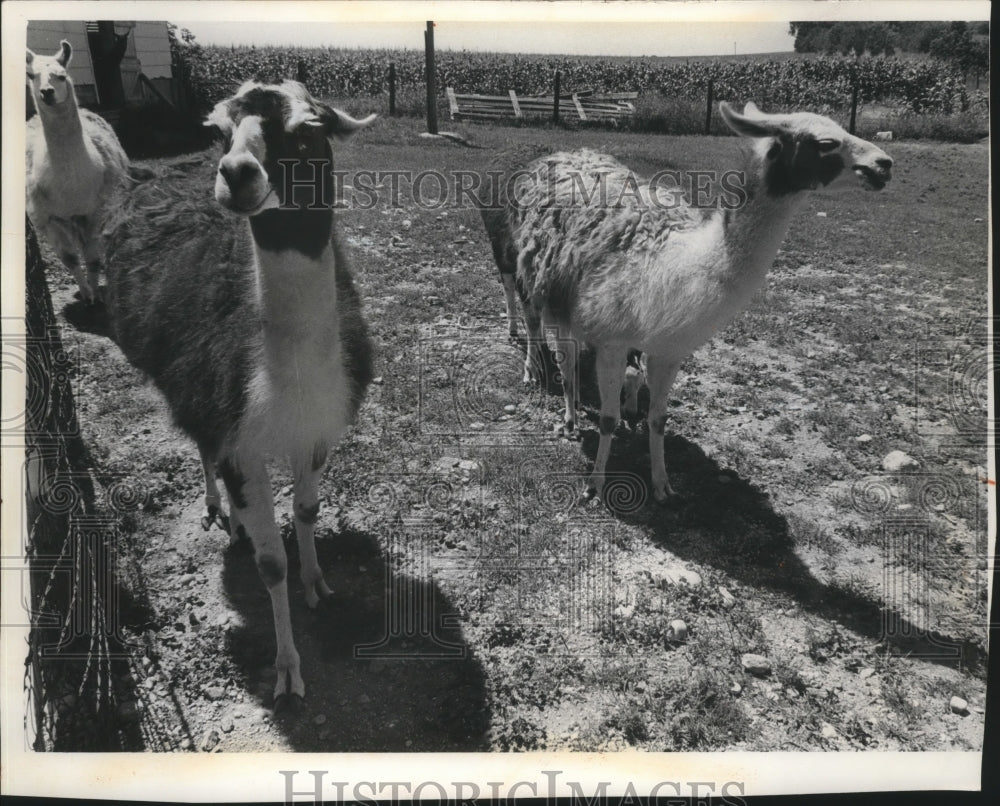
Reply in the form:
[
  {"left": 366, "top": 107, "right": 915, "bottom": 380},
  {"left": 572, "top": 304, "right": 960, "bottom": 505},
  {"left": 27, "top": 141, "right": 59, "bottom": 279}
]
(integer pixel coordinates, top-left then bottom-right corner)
[
  {"left": 950, "top": 696, "right": 969, "bottom": 716},
  {"left": 741, "top": 653, "right": 771, "bottom": 676},
  {"left": 200, "top": 729, "right": 221, "bottom": 752},
  {"left": 882, "top": 450, "right": 918, "bottom": 472},
  {"left": 657, "top": 567, "right": 702, "bottom": 588}
]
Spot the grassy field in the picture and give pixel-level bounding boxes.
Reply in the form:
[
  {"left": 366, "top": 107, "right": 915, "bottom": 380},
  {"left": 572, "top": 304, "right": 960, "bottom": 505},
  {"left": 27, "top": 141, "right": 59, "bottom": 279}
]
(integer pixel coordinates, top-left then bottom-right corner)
[{"left": 49, "top": 115, "right": 989, "bottom": 751}]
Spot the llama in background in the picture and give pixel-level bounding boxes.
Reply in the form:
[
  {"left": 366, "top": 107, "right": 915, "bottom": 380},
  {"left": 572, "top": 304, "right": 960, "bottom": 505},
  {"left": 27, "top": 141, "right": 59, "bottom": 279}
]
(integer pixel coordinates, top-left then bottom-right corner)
[
  {"left": 26, "top": 40, "right": 129, "bottom": 304},
  {"left": 489, "top": 102, "right": 892, "bottom": 503}
]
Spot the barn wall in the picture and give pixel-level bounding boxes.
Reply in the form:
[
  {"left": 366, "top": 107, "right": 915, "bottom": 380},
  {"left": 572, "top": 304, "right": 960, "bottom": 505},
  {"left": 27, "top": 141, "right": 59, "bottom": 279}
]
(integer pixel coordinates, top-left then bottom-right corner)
[
  {"left": 26, "top": 19, "right": 174, "bottom": 110},
  {"left": 134, "top": 21, "right": 173, "bottom": 79},
  {"left": 26, "top": 20, "right": 98, "bottom": 106}
]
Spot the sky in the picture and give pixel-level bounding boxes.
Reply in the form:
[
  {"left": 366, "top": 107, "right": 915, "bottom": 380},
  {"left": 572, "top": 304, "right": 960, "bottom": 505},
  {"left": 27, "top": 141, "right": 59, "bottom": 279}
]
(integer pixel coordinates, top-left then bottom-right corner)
[{"left": 176, "top": 20, "right": 796, "bottom": 57}]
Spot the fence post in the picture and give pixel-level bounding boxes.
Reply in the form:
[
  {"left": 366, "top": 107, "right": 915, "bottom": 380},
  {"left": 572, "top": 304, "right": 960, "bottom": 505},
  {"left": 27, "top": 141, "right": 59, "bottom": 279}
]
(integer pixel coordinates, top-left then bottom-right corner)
[
  {"left": 705, "top": 78, "right": 714, "bottom": 134},
  {"left": 553, "top": 70, "right": 561, "bottom": 124},
  {"left": 425, "top": 21, "right": 438, "bottom": 134},
  {"left": 849, "top": 76, "right": 859, "bottom": 135},
  {"left": 389, "top": 62, "right": 396, "bottom": 116},
  {"left": 296, "top": 59, "right": 308, "bottom": 87}
]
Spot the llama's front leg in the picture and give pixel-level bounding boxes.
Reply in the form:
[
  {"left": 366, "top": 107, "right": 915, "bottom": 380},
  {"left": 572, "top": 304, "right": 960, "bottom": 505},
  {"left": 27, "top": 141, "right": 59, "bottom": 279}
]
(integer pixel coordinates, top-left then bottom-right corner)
[
  {"left": 521, "top": 301, "right": 544, "bottom": 384},
  {"left": 551, "top": 325, "right": 579, "bottom": 437},
  {"left": 292, "top": 442, "right": 333, "bottom": 608},
  {"left": 218, "top": 453, "right": 304, "bottom": 710},
  {"left": 586, "top": 346, "right": 628, "bottom": 499},
  {"left": 501, "top": 273, "right": 519, "bottom": 338},
  {"left": 63, "top": 253, "right": 94, "bottom": 303},
  {"left": 622, "top": 351, "right": 645, "bottom": 421},
  {"left": 645, "top": 355, "right": 681, "bottom": 504},
  {"left": 47, "top": 218, "right": 93, "bottom": 303}
]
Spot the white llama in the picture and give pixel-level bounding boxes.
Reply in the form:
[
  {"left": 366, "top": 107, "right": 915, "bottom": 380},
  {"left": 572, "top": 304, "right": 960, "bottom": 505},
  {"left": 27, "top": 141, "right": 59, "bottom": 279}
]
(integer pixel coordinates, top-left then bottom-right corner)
[
  {"left": 490, "top": 102, "right": 893, "bottom": 503},
  {"left": 104, "top": 81, "right": 376, "bottom": 712},
  {"left": 26, "top": 40, "right": 129, "bottom": 304}
]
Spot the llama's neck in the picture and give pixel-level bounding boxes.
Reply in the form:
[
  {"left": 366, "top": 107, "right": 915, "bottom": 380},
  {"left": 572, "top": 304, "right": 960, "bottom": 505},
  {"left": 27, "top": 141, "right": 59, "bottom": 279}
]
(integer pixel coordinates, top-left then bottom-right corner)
[
  {"left": 33, "top": 90, "right": 87, "bottom": 157},
  {"left": 251, "top": 214, "right": 340, "bottom": 359},
  {"left": 633, "top": 147, "right": 804, "bottom": 353},
  {"left": 718, "top": 168, "right": 801, "bottom": 287},
  {"left": 242, "top": 216, "right": 349, "bottom": 453}
]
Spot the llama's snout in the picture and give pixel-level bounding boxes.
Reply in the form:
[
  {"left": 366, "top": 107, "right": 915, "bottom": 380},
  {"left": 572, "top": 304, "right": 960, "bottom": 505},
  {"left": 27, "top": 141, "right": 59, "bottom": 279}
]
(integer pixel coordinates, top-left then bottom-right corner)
[
  {"left": 215, "top": 153, "right": 274, "bottom": 215},
  {"left": 854, "top": 152, "right": 893, "bottom": 191},
  {"left": 39, "top": 87, "right": 56, "bottom": 105},
  {"left": 219, "top": 156, "right": 261, "bottom": 193}
]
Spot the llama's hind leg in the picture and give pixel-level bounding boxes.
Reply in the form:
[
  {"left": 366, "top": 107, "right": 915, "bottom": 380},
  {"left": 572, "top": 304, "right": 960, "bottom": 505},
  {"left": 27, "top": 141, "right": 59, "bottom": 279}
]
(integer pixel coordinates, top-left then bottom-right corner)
[
  {"left": 550, "top": 322, "right": 580, "bottom": 437},
  {"left": 199, "top": 448, "right": 231, "bottom": 534},
  {"left": 218, "top": 452, "right": 304, "bottom": 709},
  {"left": 521, "top": 301, "right": 544, "bottom": 385},
  {"left": 291, "top": 441, "right": 333, "bottom": 609},
  {"left": 501, "top": 272, "right": 519, "bottom": 339},
  {"left": 645, "top": 354, "right": 682, "bottom": 504},
  {"left": 586, "top": 346, "right": 628, "bottom": 499}
]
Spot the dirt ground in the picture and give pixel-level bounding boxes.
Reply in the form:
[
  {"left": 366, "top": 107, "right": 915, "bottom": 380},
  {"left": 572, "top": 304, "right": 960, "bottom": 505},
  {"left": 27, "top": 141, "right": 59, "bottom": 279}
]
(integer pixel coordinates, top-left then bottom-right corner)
[{"left": 39, "top": 123, "right": 990, "bottom": 753}]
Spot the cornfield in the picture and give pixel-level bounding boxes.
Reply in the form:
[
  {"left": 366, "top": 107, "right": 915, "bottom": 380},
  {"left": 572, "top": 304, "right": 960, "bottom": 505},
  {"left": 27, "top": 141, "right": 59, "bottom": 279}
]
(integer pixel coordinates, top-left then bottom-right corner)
[{"left": 179, "top": 45, "right": 977, "bottom": 116}]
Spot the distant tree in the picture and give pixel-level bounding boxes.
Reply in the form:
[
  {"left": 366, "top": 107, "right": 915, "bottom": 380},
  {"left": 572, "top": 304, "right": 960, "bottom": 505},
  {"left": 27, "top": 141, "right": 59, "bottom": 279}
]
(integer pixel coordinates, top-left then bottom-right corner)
[
  {"left": 926, "top": 21, "right": 987, "bottom": 77},
  {"left": 790, "top": 21, "right": 897, "bottom": 56},
  {"left": 789, "top": 22, "right": 834, "bottom": 53}
]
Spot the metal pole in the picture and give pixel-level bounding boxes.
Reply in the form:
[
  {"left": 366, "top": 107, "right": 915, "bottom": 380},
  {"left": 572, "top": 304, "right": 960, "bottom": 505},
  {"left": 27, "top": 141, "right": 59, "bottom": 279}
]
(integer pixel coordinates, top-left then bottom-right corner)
[{"left": 425, "top": 21, "right": 438, "bottom": 134}]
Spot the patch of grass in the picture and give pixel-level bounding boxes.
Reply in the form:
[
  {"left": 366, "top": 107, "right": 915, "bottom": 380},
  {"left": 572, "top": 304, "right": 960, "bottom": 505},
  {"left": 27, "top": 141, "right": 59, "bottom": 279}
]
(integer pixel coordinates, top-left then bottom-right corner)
[
  {"left": 862, "top": 111, "right": 989, "bottom": 144},
  {"left": 787, "top": 513, "right": 843, "bottom": 557},
  {"left": 661, "top": 668, "right": 749, "bottom": 749},
  {"left": 804, "top": 403, "right": 856, "bottom": 448},
  {"left": 628, "top": 96, "right": 706, "bottom": 136},
  {"left": 772, "top": 416, "right": 798, "bottom": 437}
]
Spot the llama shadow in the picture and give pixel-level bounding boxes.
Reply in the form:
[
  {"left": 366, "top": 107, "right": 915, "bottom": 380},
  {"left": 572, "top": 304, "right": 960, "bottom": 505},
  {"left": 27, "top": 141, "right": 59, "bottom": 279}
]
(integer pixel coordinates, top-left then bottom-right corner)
[
  {"left": 222, "top": 527, "right": 490, "bottom": 751},
  {"left": 61, "top": 294, "right": 113, "bottom": 337},
  {"left": 577, "top": 429, "right": 987, "bottom": 674}
]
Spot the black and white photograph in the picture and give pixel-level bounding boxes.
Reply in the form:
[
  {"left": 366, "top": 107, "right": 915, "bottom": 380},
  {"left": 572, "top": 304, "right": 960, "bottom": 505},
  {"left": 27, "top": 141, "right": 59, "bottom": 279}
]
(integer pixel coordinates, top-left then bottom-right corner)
[{"left": 1, "top": 0, "right": 992, "bottom": 799}]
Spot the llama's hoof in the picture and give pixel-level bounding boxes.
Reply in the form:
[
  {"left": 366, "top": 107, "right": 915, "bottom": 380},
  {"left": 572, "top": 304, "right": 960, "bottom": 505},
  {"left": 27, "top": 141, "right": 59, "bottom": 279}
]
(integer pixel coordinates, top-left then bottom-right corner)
[
  {"left": 273, "top": 692, "right": 305, "bottom": 717},
  {"left": 305, "top": 581, "right": 334, "bottom": 610},
  {"left": 556, "top": 422, "right": 578, "bottom": 440},
  {"left": 200, "top": 506, "right": 230, "bottom": 533},
  {"left": 580, "top": 485, "right": 604, "bottom": 508},
  {"left": 651, "top": 485, "right": 682, "bottom": 506}
]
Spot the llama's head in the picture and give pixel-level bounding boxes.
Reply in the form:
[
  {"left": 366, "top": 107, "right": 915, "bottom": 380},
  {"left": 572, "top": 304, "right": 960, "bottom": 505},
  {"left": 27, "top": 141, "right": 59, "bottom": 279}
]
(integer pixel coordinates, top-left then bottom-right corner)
[
  {"left": 719, "top": 102, "right": 893, "bottom": 195},
  {"left": 26, "top": 40, "right": 74, "bottom": 108},
  {"left": 205, "top": 81, "right": 376, "bottom": 217}
]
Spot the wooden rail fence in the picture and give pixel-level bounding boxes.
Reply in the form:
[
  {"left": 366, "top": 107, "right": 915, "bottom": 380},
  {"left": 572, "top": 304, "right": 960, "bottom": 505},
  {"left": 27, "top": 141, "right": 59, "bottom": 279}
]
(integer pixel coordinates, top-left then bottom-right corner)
[{"left": 447, "top": 87, "right": 637, "bottom": 123}]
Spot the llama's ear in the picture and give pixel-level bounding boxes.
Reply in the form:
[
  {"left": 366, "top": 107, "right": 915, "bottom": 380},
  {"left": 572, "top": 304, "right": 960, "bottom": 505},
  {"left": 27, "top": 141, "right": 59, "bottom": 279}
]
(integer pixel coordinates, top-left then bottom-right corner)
[
  {"left": 319, "top": 106, "right": 377, "bottom": 140},
  {"left": 204, "top": 101, "right": 233, "bottom": 132},
  {"left": 719, "top": 101, "right": 779, "bottom": 139},
  {"left": 56, "top": 40, "right": 72, "bottom": 67},
  {"left": 743, "top": 101, "right": 763, "bottom": 117},
  {"left": 26, "top": 49, "right": 35, "bottom": 71}
]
